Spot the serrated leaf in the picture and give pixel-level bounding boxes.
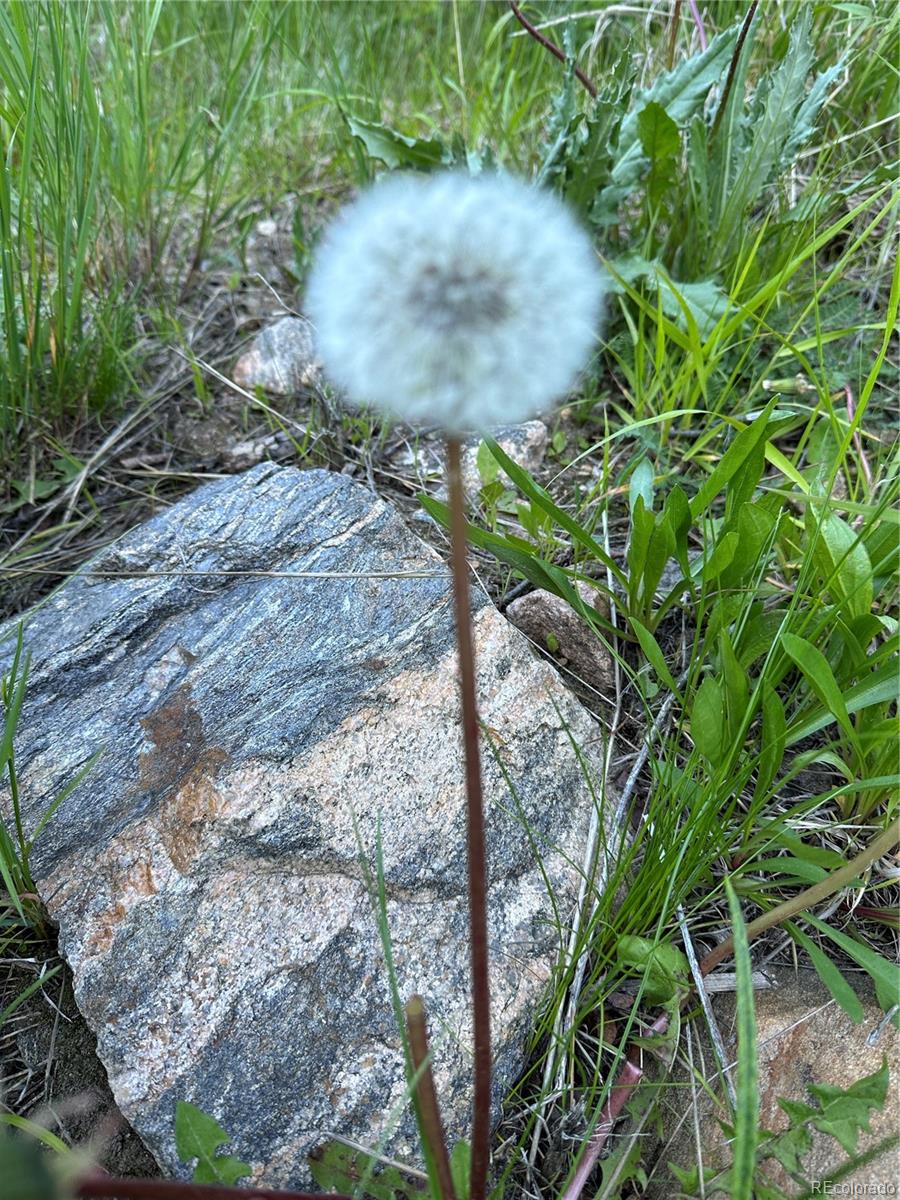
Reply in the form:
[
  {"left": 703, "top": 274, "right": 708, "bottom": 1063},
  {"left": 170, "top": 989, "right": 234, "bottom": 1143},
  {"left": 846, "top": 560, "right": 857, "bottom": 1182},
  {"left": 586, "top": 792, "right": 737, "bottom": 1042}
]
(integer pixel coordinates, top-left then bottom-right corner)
[
  {"left": 601, "top": 22, "right": 740, "bottom": 205},
  {"left": 806, "top": 1058, "right": 890, "bottom": 1155},
  {"left": 346, "top": 116, "right": 446, "bottom": 172},
  {"left": 174, "top": 1102, "right": 251, "bottom": 1185}
]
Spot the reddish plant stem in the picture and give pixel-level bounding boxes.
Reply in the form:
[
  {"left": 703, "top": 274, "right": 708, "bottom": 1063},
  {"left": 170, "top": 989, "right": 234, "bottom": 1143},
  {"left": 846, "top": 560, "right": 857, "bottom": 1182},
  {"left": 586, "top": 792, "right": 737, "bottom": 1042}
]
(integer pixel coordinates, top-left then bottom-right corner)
[
  {"left": 445, "top": 435, "right": 492, "bottom": 1200},
  {"left": 508, "top": 2, "right": 597, "bottom": 99},
  {"left": 75, "top": 1174, "right": 349, "bottom": 1200},
  {"left": 709, "top": 0, "right": 758, "bottom": 143},
  {"left": 561, "top": 1012, "right": 669, "bottom": 1200},
  {"left": 406, "top": 995, "right": 458, "bottom": 1200}
]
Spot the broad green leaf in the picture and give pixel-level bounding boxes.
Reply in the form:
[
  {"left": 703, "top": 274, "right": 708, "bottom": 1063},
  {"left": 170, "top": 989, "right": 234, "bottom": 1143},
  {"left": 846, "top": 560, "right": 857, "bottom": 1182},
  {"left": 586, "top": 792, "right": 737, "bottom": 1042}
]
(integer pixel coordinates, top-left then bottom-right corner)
[
  {"left": 637, "top": 100, "right": 679, "bottom": 206},
  {"left": 450, "top": 1140, "right": 471, "bottom": 1200},
  {"left": 787, "top": 658, "right": 899, "bottom": 745},
  {"left": 720, "top": 628, "right": 749, "bottom": 743},
  {"left": 629, "top": 458, "right": 655, "bottom": 513},
  {"left": 782, "top": 632, "right": 856, "bottom": 747},
  {"left": 699, "top": 530, "right": 738, "bottom": 582},
  {"left": 692, "top": 674, "right": 726, "bottom": 765},
  {"left": 724, "top": 878, "right": 758, "bottom": 1200},
  {"left": 804, "top": 914, "right": 900, "bottom": 1022},
  {"left": 690, "top": 401, "right": 776, "bottom": 521},
  {"left": 346, "top": 115, "right": 445, "bottom": 171},
  {"left": 810, "top": 508, "right": 874, "bottom": 620},
  {"left": 309, "top": 1141, "right": 421, "bottom": 1199},
  {"left": 602, "top": 23, "right": 740, "bottom": 201},
  {"left": 174, "top": 1102, "right": 251, "bottom": 1185},
  {"left": 787, "top": 922, "right": 864, "bottom": 1024},
  {"left": 806, "top": 1059, "right": 890, "bottom": 1155},
  {"left": 632, "top": 618, "right": 682, "bottom": 697},
  {"left": 475, "top": 439, "right": 499, "bottom": 486}
]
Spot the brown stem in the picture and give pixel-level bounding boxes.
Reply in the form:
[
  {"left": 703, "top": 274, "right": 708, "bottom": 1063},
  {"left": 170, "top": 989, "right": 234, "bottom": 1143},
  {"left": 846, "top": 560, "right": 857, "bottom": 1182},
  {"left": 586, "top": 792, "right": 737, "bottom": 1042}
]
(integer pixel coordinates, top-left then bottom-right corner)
[
  {"left": 75, "top": 1174, "right": 349, "bottom": 1200},
  {"left": 445, "top": 435, "right": 492, "bottom": 1200},
  {"left": 406, "top": 996, "right": 458, "bottom": 1200},
  {"left": 508, "top": 2, "right": 597, "bottom": 99},
  {"left": 700, "top": 817, "right": 900, "bottom": 977},
  {"left": 709, "top": 0, "right": 759, "bottom": 143}
]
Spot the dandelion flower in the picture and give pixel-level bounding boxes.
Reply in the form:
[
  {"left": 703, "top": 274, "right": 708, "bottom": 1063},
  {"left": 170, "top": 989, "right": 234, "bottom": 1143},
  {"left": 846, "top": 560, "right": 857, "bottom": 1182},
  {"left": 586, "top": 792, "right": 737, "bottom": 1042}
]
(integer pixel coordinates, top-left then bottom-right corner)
[{"left": 306, "top": 171, "right": 605, "bottom": 432}]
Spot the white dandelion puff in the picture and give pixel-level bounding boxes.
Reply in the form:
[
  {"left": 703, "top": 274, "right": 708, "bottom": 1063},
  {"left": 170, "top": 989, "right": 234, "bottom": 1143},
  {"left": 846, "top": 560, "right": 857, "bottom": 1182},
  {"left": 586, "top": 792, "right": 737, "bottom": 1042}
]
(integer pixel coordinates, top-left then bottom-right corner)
[{"left": 306, "top": 171, "right": 606, "bottom": 432}]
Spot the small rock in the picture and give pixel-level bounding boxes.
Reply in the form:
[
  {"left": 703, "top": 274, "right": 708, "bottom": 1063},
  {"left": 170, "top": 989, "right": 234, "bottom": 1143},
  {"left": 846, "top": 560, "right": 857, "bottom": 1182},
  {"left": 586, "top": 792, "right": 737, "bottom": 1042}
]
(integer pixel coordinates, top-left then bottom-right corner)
[
  {"left": 396, "top": 420, "right": 548, "bottom": 500},
  {"left": 656, "top": 968, "right": 900, "bottom": 1196},
  {"left": 233, "top": 317, "right": 320, "bottom": 396},
  {"left": 506, "top": 585, "right": 614, "bottom": 699},
  {"left": 256, "top": 218, "right": 278, "bottom": 239},
  {"left": 1, "top": 464, "right": 609, "bottom": 1188}
]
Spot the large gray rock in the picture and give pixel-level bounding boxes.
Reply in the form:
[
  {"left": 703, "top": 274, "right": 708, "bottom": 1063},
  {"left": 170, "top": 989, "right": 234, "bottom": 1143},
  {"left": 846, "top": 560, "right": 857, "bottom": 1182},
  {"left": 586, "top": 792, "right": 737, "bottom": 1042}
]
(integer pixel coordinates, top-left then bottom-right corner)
[{"left": 0, "top": 465, "right": 605, "bottom": 1187}]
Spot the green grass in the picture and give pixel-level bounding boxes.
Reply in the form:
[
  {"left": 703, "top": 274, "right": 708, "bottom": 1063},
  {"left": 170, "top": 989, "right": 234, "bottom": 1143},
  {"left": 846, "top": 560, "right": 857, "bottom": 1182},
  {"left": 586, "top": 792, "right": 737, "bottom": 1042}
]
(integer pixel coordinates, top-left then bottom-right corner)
[{"left": 1, "top": 0, "right": 898, "bottom": 1196}]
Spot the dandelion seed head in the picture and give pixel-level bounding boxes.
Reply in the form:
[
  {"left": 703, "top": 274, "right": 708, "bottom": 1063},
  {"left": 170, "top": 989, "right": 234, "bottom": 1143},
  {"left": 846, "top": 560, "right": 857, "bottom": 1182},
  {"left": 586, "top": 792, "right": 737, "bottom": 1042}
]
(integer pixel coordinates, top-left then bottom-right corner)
[{"left": 306, "top": 172, "right": 606, "bottom": 431}]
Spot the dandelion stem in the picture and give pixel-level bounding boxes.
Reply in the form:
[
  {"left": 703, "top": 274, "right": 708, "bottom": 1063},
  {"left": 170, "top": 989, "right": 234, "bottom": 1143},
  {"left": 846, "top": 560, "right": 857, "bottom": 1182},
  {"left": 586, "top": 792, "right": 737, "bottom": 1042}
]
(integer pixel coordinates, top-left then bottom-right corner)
[
  {"left": 406, "top": 995, "right": 458, "bottom": 1200},
  {"left": 445, "top": 434, "right": 492, "bottom": 1200}
]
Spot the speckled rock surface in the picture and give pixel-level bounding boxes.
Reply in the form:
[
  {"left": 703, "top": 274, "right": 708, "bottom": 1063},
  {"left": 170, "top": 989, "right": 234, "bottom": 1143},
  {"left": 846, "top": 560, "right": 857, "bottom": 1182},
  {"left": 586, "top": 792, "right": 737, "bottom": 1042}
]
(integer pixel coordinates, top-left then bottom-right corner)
[
  {"left": 655, "top": 968, "right": 899, "bottom": 1196},
  {"left": 233, "top": 316, "right": 320, "bottom": 395},
  {"left": 0, "top": 464, "right": 605, "bottom": 1187},
  {"left": 506, "top": 586, "right": 615, "bottom": 702}
]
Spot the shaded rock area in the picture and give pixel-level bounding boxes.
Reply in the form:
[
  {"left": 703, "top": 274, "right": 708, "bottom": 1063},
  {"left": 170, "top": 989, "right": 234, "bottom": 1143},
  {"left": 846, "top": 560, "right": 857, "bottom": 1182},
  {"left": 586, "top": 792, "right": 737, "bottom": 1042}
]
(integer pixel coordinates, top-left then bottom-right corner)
[
  {"left": 233, "top": 316, "right": 321, "bottom": 396},
  {"left": 653, "top": 968, "right": 899, "bottom": 1196},
  {"left": 0, "top": 464, "right": 607, "bottom": 1187},
  {"left": 506, "top": 585, "right": 615, "bottom": 703}
]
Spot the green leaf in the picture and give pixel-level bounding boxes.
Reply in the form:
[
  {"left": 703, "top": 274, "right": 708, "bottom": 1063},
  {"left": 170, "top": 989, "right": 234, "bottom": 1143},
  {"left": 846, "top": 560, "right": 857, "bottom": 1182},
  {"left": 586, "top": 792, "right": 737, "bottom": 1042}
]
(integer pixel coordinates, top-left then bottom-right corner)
[
  {"left": 786, "top": 922, "right": 864, "bottom": 1024},
  {"left": 616, "top": 934, "right": 690, "bottom": 1004},
  {"left": 483, "top": 437, "right": 628, "bottom": 586},
  {"left": 782, "top": 632, "right": 856, "bottom": 747},
  {"left": 637, "top": 100, "right": 680, "bottom": 206},
  {"left": 804, "top": 914, "right": 900, "bottom": 1021},
  {"left": 724, "top": 878, "right": 758, "bottom": 1200},
  {"left": 174, "top": 1102, "right": 251, "bottom": 1185},
  {"left": 810, "top": 507, "right": 874, "bottom": 620},
  {"left": 690, "top": 401, "right": 776, "bottom": 521},
  {"left": 787, "top": 658, "right": 899, "bottom": 745},
  {"left": 475, "top": 439, "right": 499, "bottom": 486},
  {"left": 754, "top": 684, "right": 786, "bottom": 802},
  {"left": 806, "top": 1059, "right": 890, "bottom": 1155},
  {"left": 346, "top": 115, "right": 446, "bottom": 171},
  {"left": 692, "top": 675, "right": 726, "bottom": 765},
  {"left": 309, "top": 1141, "right": 423, "bottom": 1199},
  {"left": 450, "top": 1140, "right": 471, "bottom": 1199},
  {"left": 720, "top": 628, "right": 749, "bottom": 743},
  {"left": 629, "top": 458, "right": 655, "bottom": 513},
  {"left": 632, "top": 619, "right": 682, "bottom": 698},
  {"left": 601, "top": 22, "right": 740, "bottom": 207}
]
